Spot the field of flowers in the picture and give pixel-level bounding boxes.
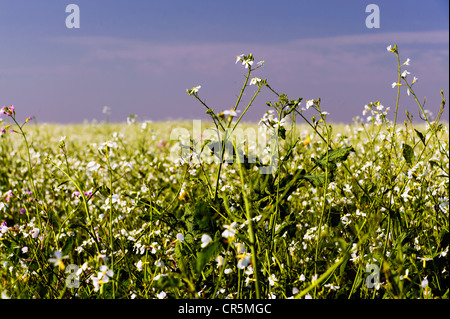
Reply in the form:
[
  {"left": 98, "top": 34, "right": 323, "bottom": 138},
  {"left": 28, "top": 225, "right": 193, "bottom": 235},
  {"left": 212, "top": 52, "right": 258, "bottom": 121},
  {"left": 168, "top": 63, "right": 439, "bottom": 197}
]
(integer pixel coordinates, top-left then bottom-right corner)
[{"left": 0, "top": 46, "right": 448, "bottom": 299}]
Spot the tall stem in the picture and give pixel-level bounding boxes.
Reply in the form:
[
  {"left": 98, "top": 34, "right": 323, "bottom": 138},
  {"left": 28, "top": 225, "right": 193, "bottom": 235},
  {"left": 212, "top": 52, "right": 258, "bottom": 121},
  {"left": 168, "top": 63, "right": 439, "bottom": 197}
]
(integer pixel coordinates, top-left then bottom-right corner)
[
  {"left": 213, "top": 68, "right": 252, "bottom": 201},
  {"left": 236, "top": 144, "right": 261, "bottom": 298}
]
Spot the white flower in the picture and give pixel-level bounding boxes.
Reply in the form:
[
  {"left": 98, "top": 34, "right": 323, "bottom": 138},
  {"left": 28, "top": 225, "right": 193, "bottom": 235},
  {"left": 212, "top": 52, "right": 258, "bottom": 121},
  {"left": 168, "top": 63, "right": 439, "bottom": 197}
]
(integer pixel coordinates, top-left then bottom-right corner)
[
  {"left": 387, "top": 45, "right": 396, "bottom": 53},
  {"left": 156, "top": 291, "right": 167, "bottom": 299},
  {"left": 176, "top": 233, "right": 184, "bottom": 243},
  {"left": 135, "top": 260, "right": 144, "bottom": 271},
  {"left": 250, "top": 77, "right": 262, "bottom": 86},
  {"left": 256, "top": 60, "right": 265, "bottom": 67},
  {"left": 237, "top": 255, "right": 251, "bottom": 269},
  {"left": 391, "top": 82, "right": 401, "bottom": 88},
  {"left": 87, "top": 161, "right": 100, "bottom": 171},
  {"left": 399, "top": 269, "right": 410, "bottom": 281},
  {"left": 273, "top": 117, "right": 287, "bottom": 129},
  {"left": 187, "top": 85, "right": 201, "bottom": 95},
  {"left": 59, "top": 136, "right": 66, "bottom": 143},
  {"left": 30, "top": 227, "right": 40, "bottom": 238},
  {"left": 222, "top": 222, "right": 237, "bottom": 239},
  {"left": 421, "top": 276, "right": 429, "bottom": 289},
  {"left": 21, "top": 246, "right": 28, "bottom": 254},
  {"left": 153, "top": 273, "right": 168, "bottom": 281},
  {"left": 105, "top": 194, "right": 120, "bottom": 206},
  {"left": 215, "top": 255, "right": 224, "bottom": 268},
  {"left": 268, "top": 274, "right": 278, "bottom": 286},
  {"left": 201, "top": 234, "right": 212, "bottom": 248},
  {"left": 324, "top": 283, "right": 340, "bottom": 290},
  {"left": 49, "top": 251, "right": 69, "bottom": 270},
  {"left": 102, "top": 106, "right": 111, "bottom": 115},
  {"left": 343, "top": 184, "right": 352, "bottom": 193},
  {"left": 99, "top": 140, "right": 118, "bottom": 153},
  {"left": 305, "top": 100, "right": 314, "bottom": 109},
  {"left": 103, "top": 140, "right": 118, "bottom": 148},
  {"left": 412, "top": 76, "right": 418, "bottom": 84},
  {"left": 76, "top": 262, "right": 88, "bottom": 276},
  {"left": 401, "top": 70, "right": 410, "bottom": 78},
  {"left": 223, "top": 109, "right": 240, "bottom": 117},
  {"left": 403, "top": 58, "right": 411, "bottom": 66},
  {"left": 242, "top": 59, "right": 253, "bottom": 69},
  {"left": 236, "top": 54, "right": 253, "bottom": 67},
  {"left": 92, "top": 265, "right": 114, "bottom": 290}
]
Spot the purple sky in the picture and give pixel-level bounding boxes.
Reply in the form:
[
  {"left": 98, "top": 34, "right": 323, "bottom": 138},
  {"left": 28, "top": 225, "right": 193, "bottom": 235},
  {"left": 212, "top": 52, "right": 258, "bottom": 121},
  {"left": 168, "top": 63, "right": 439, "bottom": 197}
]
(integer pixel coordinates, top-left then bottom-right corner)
[{"left": 0, "top": 0, "right": 448, "bottom": 124}]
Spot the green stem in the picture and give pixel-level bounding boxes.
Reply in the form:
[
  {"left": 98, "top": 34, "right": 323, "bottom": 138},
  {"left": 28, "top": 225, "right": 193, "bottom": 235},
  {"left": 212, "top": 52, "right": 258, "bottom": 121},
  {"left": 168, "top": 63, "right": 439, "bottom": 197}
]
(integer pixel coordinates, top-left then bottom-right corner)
[
  {"left": 213, "top": 67, "right": 252, "bottom": 201},
  {"left": 236, "top": 148, "right": 261, "bottom": 299},
  {"left": 49, "top": 160, "right": 101, "bottom": 254},
  {"left": 105, "top": 152, "right": 115, "bottom": 298}
]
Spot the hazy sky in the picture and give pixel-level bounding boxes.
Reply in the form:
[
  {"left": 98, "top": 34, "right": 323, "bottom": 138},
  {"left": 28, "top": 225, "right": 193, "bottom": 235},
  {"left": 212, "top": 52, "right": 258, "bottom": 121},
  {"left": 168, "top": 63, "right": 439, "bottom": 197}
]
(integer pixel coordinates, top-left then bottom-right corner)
[{"left": 0, "top": 0, "right": 448, "bottom": 124}]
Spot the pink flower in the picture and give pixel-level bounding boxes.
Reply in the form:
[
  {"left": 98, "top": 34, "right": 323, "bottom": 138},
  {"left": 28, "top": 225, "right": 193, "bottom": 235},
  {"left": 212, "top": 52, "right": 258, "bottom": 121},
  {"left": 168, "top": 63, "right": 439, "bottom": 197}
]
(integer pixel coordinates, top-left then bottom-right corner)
[
  {"left": 5, "top": 190, "right": 13, "bottom": 202},
  {"left": 0, "top": 106, "right": 15, "bottom": 117},
  {"left": 72, "top": 191, "right": 80, "bottom": 198}
]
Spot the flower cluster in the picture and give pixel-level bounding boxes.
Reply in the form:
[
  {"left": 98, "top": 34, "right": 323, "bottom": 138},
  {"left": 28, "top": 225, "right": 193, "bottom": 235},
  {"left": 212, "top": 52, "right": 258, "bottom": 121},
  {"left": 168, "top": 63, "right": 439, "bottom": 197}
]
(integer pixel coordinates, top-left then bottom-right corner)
[
  {"left": 387, "top": 44, "right": 418, "bottom": 96},
  {"left": 362, "top": 101, "right": 390, "bottom": 126},
  {"left": 0, "top": 105, "right": 15, "bottom": 117}
]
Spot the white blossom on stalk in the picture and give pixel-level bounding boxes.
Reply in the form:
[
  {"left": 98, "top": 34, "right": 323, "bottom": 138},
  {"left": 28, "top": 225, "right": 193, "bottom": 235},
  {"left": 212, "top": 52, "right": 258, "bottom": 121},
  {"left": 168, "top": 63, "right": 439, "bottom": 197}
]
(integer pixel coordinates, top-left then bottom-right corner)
[
  {"left": 222, "top": 222, "right": 237, "bottom": 239},
  {"left": 401, "top": 70, "right": 410, "bottom": 78},
  {"left": 201, "top": 234, "right": 212, "bottom": 248},
  {"left": 250, "top": 77, "right": 262, "bottom": 86}
]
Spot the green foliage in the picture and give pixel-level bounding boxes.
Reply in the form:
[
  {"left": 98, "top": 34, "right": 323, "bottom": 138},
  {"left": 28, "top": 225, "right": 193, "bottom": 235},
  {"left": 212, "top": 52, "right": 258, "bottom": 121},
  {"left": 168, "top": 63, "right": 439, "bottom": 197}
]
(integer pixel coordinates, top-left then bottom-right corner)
[{"left": 0, "top": 46, "right": 448, "bottom": 300}]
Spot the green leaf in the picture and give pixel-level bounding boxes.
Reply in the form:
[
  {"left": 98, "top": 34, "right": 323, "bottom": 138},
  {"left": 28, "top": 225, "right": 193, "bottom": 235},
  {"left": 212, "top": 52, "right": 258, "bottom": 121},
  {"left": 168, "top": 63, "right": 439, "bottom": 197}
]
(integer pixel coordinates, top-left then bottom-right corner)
[
  {"left": 97, "top": 185, "right": 111, "bottom": 197},
  {"left": 57, "top": 180, "right": 69, "bottom": 188},
  {"left": 414, "top": 129, "right": 426, "bottom": 145},
  {"left": 61, "top": 236, "right": 74, "bottom": 256},
  {"left": 195, "top": 240, "right": 220, "bottom": 274},
  {"left": 278, "top": 126, "right": 286, "bottom": 140},
  {"left": 402, "top": 144, "right": 414, "bottom": 165},
  {"left": 153, "top": 272, "right": 183, "bottom": 290},
  {"left": 321, "top": 146, "right": 354, "bottom": 163},
  {"left": 429, "top": 160, "right": 440, "bottom": 169},
  {"left": 313, "top": 146, "right": 354, "bottom": 173},
  {"left": 193, "top": 200, "right": 216, "bottom": 233},
  {"left": 339, "top": 253, "right": 350, "bottom": 277},
  {"left": 275, "top": 221, "right": 297, "bottom": 237},
  {"left": 301, "top": 173, "right": 333, "bottom": 187},
  {"left": 175, "top": 241, "right": 189, "bottom": 274}
]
